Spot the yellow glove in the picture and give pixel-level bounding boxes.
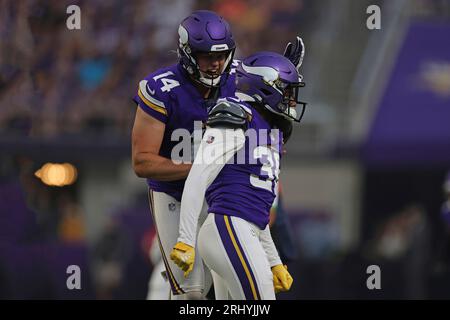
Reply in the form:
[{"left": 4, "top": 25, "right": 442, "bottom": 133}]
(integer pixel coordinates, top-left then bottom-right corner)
[
  {"left": 272, "top": 264, "right": 293, "bottom": 293},
  {"left": 170, "top": 242, "right": 195, "bottom": 278}
]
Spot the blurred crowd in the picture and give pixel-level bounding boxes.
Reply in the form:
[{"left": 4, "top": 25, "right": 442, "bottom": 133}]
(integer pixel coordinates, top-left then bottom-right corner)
[{"left": 0, "top": 0, "right": 310, "bottom": 139}]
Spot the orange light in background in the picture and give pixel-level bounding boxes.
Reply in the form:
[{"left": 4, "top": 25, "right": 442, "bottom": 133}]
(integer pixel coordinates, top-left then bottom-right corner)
[{"left": 35, "top": 163, "right": 78, "bottom": 187}]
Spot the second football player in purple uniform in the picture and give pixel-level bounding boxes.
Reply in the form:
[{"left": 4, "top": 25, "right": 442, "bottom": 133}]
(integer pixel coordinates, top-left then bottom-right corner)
[{"left": 170, "top": 52, "right": 307, "bottom": 299}]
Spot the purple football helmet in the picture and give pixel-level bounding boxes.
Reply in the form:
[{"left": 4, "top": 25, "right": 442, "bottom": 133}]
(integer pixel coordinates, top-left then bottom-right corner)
[
  {"left": 178, "top": 10, "right": 236, "bottom": 87},
  {"left": 235, "top": 51, "right": 306, "bottom": 122}
]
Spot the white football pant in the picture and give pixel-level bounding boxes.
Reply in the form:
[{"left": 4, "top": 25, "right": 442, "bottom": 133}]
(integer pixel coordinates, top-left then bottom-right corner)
[
  {"left": 148, "top": 190, "right": 211, "bottom": 298},
  {"left": 198, "top": 213, "right": 275, "bottom": 300}
]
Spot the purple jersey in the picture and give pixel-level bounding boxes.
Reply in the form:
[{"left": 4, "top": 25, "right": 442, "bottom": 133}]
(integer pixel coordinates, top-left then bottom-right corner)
[
  {"left": 133, "top": 63, "right": 237, "bottom": 201},
  {"left": 206, "top": 102, "right": 283, "bottom": 229}
]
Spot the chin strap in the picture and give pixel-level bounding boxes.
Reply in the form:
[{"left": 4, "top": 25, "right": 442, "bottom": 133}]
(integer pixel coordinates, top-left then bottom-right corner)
[{"left": 198, "top": 72, "right": 222, "bottom": 87}]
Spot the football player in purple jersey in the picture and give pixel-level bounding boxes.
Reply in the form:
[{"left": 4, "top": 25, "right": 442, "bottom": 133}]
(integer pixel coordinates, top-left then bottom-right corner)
[
  {"left": 132, "top": 10, "right": 237, "bottom": 300},
  {"left": 170, "top": 51, "right": 307, "bottom": 299}
]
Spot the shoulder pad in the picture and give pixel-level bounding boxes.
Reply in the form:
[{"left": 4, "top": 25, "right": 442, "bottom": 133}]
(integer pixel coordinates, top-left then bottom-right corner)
[{"left": 206, "top": 101, "right": 247, "bottom": 129}]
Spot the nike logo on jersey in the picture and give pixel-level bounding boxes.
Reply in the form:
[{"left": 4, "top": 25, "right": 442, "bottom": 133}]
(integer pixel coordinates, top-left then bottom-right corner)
[{"left": 206, "top": 136, "right": 215, "bottom": 144}]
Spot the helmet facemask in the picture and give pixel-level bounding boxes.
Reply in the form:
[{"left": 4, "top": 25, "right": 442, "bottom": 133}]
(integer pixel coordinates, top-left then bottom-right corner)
[
  {"left": 275, "top": 80, "right": 307, "bottom": 122},
  {"left": 259, "top": 78, "right": 306, "bottom": 123}
]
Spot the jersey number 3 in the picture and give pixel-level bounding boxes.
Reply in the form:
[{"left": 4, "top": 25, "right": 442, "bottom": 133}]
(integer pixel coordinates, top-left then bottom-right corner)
[{"left": 250, "top": 146, "right": 280, "bottom": 194}]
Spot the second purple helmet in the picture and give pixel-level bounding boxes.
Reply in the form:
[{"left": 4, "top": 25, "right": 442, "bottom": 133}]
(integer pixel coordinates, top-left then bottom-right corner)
[
  {"left": 178, "top": 10, "right": 236, "bottom": 87},
  {"left": 235, "top": 51, "right": 307, "bottom": 122}
]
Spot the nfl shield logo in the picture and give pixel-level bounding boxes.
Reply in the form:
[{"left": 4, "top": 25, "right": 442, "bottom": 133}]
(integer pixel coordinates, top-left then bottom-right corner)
[
  {"left": 168, "top": 203, "right": 176, "bottom": 211},
  {"left": 206, "top": 136, "right": 215, "bottom": 144}
]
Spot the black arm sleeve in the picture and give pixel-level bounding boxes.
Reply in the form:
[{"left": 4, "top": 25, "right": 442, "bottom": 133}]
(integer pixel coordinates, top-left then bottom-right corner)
[{"left": 206, "top": 101, "right": 248, "bottom": 129}]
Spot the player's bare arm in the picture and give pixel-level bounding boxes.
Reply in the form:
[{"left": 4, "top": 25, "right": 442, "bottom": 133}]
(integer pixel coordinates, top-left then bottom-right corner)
[{"left": 132, "top": 107, "right": 191, "bottom": 181}]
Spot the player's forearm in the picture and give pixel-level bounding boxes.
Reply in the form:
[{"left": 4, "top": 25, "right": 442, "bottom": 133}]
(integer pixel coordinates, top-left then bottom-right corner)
[
  {"left": 133, "top": 153, "right": 191, "bottom": 181},
  {"left": 260, "top": 225, "right": 283, "bottom": 267},
  {"left": 178, "top": 147, "right": 226, "bottom": 246},
  {"left": 178, "top": 165, "right": 207, "bottom": 247}
]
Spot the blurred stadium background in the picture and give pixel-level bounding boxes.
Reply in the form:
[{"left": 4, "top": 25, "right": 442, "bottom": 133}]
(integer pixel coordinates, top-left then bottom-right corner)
[{"left": 1, "top": 0, "right": 449, "bottom": 299}]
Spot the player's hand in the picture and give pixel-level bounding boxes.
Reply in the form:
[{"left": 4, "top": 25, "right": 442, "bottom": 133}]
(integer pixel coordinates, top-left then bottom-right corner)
[
  {"left": 170, "top": 242, "right": 195, "bottom": 277},
  {"left": 283, "top": 36, "right": 305, "bottom": 71},
  {"left": 271, "top": 264, "right": 293, "bottom": 293}
]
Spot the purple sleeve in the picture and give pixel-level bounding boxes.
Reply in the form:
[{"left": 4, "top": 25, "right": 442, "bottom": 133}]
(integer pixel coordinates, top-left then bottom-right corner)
[{"left": 133, "top": 77, "right": 171, "bottom": 124}]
